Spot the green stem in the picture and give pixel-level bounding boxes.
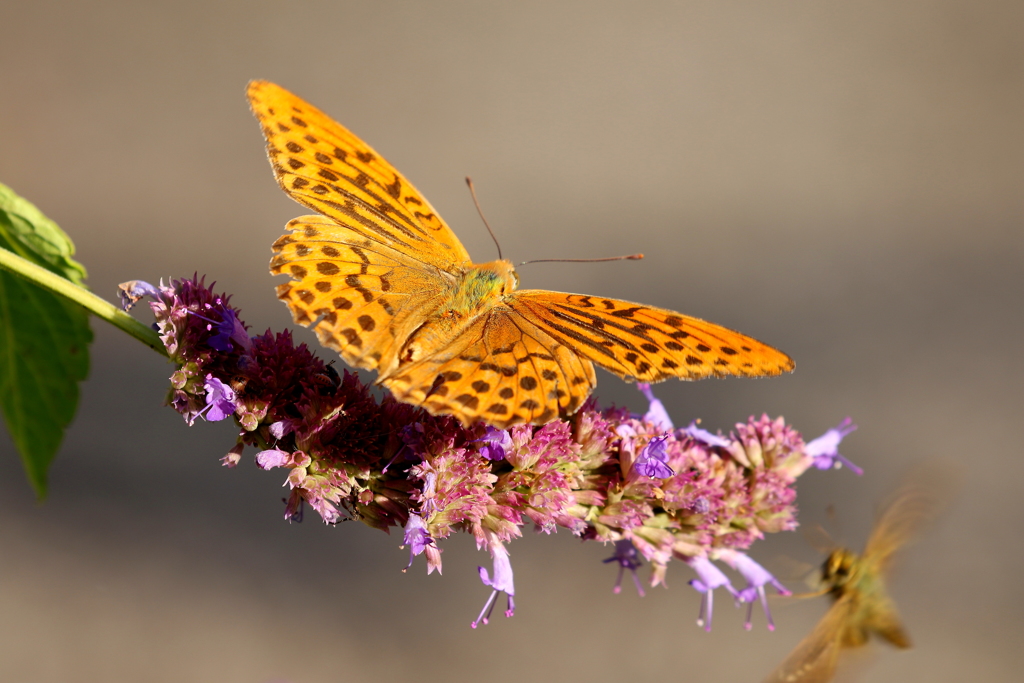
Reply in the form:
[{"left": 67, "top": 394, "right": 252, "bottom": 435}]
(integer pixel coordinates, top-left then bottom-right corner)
[{"left": 0, "top": 246, "right": 167, "bottom": 357}]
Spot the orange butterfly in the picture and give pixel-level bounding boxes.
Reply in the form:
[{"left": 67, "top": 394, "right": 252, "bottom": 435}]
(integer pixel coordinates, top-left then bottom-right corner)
[{"left": 247, "top": 81, "right": 794, "bottom": 427}]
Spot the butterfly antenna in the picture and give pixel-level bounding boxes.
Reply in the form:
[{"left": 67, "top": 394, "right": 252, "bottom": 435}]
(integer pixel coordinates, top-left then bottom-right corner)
[
  {"left": 519, "top": 254, "right": 644, "bottom": 266},
  {"left": 465, "top": 177, "right": 502, "bottom": 260}
]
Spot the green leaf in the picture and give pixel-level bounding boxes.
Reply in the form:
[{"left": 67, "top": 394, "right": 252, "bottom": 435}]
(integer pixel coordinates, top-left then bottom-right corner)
[
  {"left": 0, "top": 183, "right": 87, "bottom": 284},
  {"left": 0, "top": 184, "right": 92, "bottom": 498}
]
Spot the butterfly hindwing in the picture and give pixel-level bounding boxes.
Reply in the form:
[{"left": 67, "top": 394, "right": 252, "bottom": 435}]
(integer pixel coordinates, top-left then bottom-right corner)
[
  {"left": 508, "top": 291, "right": 794, "bottom": 383},
  {"left": 248, "top": 80, "right": 471, "bottom": 271},
  {"left": 381, "top": 307, "right": 596, "bottom": 427}
]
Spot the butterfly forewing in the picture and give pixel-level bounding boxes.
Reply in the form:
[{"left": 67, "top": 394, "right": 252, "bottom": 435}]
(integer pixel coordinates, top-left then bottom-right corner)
[
  {"left": 509, "top": 291, "right": 794, "bottom": 383},
  {"left": 271, "top": 215, "right": 450, "bottom": 372},
  {"left": 765, "top": 597, "right": 850, "bottom": 683},
  {"left": 248, "top": 80, "right": 470, "bottom": 270}
]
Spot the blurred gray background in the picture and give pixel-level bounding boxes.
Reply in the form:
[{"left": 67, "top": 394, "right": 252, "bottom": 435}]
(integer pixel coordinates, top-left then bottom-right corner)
[{"left": 1, "top": 1, "right": 1020, "bottom": 681}]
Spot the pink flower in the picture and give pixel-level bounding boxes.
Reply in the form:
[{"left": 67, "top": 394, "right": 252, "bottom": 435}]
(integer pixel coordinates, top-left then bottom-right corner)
[
  {"left": 221, "top": 442, "right": 244, "bottom": 468},
  {"left": 135, "top": 274, "right": 839, "bottom": 630},
  {"left": 255, "top": 447, "right": 291, "bottom": 470}
]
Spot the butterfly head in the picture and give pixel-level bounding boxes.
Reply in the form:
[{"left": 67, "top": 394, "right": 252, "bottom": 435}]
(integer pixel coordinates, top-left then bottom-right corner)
[
  {"left": 822, "top": 547, "right": 861, "bottom": 596},
  {"left": 478, "top": 259, "right": 519, "bottom": 294}
]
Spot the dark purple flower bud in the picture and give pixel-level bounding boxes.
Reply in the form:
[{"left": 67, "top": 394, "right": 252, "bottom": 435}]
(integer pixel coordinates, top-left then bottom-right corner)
[
  {"left": 687, "top": 556, "right": 739, "bottom": 632},
  {"left": 603, "top": 540, "right": 646, "bottom": 597},
  {"left": 633, "top": 435, "right": 674, "bottom": 479},
  {"left": 283, "top": 490, "right": 304, "bottom": 522},
  {"left": 806, "top": 418, "right": 863, "bottom": 475},
  {"left": 637, "top": 383, "right": 674, "bottom": 431}
]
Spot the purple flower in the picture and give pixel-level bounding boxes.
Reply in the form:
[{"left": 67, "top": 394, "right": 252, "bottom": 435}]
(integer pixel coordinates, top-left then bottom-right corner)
[
  {"left": 475, "top": 426, "right": 513, "bottom": 461},
  {"left": 806, "top": 418, "right": 863, "bottom": 475},
  {"left": 184, "top": 304, "right": 251, "bottom": 353},
  {"left": 637, "top": 383, "right": 674, "bottom": 431},
  {"left": 687, "top": 556, "right": 739, "bottom": 632},
  {"left": 201, "top": 375, "right": 237, "bottom": 422},
  {"left": 472, "top": 535, "right": 515, "bottom": 628},
  {"left": 683, "top": 420, "right": 732, "bottom": 448},
  {"left": 205, "top": 308, "right": 250, "bottom": 352},
  {"left": 633, "top": 435, "right": 674, "bottom": 479},
  {"left": 402, "top": 513, "right": 437, "bottom": 573},
  {"left": 184, "top": 375, "right": 237, "bottom": 425},
  {"left": 718, "top": 549, "right": 790, "bottom": 631},
  {"left": 603, "top": 540, "right": 646, "bottom": 597}
]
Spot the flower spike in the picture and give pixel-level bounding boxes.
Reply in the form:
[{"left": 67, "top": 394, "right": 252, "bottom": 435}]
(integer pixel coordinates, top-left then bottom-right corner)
[{"left": 132, "top": 275, "right": 850, "bottom": 629}]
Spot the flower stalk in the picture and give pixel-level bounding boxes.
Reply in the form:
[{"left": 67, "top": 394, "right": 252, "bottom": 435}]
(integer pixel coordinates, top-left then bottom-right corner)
[{"left": 0, "top": 247, "right": 165, "bottom": 355}]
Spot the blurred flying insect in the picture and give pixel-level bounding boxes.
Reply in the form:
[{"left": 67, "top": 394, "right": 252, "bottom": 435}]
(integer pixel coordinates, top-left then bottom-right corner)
[{"left": 765, "top": 471, "right": 953, "bottom": 683}]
